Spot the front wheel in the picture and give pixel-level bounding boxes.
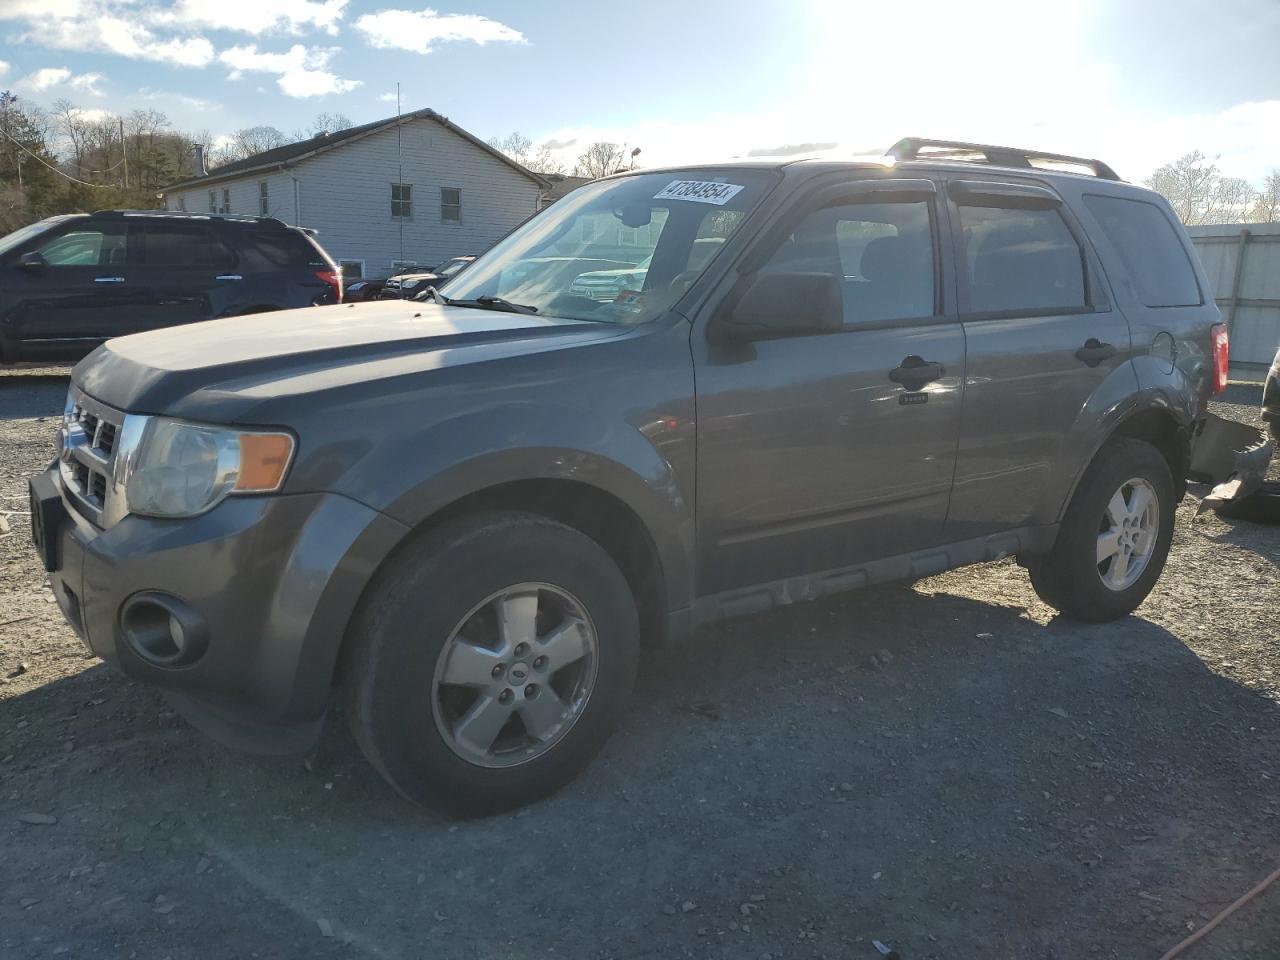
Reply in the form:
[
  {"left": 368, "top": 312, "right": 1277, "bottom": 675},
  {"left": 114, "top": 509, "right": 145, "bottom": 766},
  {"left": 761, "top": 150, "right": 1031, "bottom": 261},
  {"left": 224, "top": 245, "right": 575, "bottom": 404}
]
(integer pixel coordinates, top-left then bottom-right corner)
[
  {"left": 1030, "top": 439, "right": 1176, "bottom": 622},
  {"left": 342, "top": 511, "right": 639, "bottom": 816}
]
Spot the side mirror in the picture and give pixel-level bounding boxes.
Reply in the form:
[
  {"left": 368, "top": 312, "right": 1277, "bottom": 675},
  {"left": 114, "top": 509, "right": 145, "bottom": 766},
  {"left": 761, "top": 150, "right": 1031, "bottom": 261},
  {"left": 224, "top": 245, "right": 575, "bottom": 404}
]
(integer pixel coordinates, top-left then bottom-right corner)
[
  {"left": 711, "top": 272, "right": 842, "bottom": 342},
  {"left": 17, "top": 251, "right": 47, "bottom": 271}
]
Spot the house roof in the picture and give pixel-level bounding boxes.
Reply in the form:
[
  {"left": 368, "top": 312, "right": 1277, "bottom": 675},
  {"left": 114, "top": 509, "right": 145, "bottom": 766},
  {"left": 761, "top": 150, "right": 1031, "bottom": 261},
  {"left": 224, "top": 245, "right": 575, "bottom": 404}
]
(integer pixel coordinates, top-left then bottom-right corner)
[
  {"left": 540, "top": 173, "right": 592, "bottom": 202},
  {"left": 162, "top": 108, "right": 548, "bottom": 193}
]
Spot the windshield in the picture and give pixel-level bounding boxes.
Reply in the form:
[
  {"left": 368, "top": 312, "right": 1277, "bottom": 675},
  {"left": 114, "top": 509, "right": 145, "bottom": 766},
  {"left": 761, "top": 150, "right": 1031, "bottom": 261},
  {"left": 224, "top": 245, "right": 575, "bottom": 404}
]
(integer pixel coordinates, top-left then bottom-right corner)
[
  {"left": 443, "top": 170, "right": 774, "bottom": 323},
  {"left": 0, "top": 216, "right": 76, "bottom": 258},
  {"left": 438, "top": 258, "right": 470, "bottom": 277}
]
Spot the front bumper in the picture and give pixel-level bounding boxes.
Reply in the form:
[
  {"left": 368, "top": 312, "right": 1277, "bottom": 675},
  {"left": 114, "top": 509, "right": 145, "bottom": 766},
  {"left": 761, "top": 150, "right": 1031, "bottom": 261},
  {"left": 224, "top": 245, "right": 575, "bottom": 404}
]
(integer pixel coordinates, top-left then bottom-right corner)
[{"left": 30, "top": 465, "right": 407, "bottom": 753}]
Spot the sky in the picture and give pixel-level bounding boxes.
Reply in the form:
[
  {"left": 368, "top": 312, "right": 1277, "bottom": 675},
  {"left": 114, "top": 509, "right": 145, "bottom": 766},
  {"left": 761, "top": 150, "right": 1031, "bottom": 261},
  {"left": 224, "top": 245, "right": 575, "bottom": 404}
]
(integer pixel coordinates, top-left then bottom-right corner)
[{"left": 1, "top": 0, "right": 1279, "bottom": 184}]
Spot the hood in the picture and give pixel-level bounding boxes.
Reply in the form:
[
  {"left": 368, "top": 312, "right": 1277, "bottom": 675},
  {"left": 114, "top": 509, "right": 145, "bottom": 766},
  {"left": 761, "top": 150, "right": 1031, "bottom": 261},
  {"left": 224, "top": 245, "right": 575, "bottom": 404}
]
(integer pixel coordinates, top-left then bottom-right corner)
[{"left": 73, "top": 300, "right": 620, "bottom": 419}]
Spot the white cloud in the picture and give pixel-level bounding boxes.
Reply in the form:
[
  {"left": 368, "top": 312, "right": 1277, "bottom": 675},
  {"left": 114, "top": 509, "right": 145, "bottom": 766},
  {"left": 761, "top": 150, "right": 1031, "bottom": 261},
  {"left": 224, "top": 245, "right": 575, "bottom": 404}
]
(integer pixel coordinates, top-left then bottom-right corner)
[
  {"left": 0, "top": 61, "right": 9, "bottom": 79},
  {"left": 354, "top": 7, "right": 524, "bottom": 53},
  {"left": 138, "top": 87, "right": 217, "bottom": 112},
  {"left": 155, "top": 0, "right": 349, "bottom": 36},
  {"left": 69, "top": 72, "right": 105, "bottom": 95},
  {"left": 10, "top": 10, "right": 217, "bottom": 68},
  {"left": 378, "top": 92, "right": 399, "bottom": 102},
  {"left": 19, "top": 67, "right": 71, "bottom": 91},
  {"left": 218, "top": 44, "right": 360, "bottom": 98}
]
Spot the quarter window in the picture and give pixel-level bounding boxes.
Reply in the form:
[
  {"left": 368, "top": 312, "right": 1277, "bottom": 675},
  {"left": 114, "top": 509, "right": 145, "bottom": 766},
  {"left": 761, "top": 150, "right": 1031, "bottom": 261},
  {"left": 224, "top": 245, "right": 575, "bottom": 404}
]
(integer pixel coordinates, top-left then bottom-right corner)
[
  {"left": 441, "top": 187, "right": 461, "bottom": 222},
  {"left": 757, "top": 199, "right": 937, "bottom": 325},
  {"left": 391, "top": 183, "right": 412, "bottom": 218},
  {"left": 957, "top": 204, "right": 1086, "bottom": 315},
  {"left": 1084, "top": 195, "right": 1200, "bottom": 307}
]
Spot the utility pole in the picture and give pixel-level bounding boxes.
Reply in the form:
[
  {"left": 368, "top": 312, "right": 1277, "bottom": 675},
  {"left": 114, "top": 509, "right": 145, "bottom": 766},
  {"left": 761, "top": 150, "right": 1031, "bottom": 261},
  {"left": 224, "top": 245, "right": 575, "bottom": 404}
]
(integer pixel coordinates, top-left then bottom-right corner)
[{"left": 119, "top": 116, "right": 128, "bottom": 189}]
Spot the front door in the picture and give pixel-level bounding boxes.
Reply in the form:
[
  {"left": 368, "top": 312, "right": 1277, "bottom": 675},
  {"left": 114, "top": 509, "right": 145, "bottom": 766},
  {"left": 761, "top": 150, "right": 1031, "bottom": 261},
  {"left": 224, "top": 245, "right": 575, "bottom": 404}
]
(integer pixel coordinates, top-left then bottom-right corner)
[
  {"left": 3, "top": 222, "right": 137, "bottom": 360},
  {"left": 692, "top": 178, "right": 966, "bottom": 596},
  {"left": 940, "top": 177, "right": 1134, "bottom": 540}
]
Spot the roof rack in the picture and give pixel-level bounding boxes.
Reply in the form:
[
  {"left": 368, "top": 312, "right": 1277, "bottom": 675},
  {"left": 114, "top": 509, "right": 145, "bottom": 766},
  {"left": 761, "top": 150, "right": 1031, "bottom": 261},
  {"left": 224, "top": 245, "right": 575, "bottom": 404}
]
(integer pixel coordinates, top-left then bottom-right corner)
[
  {"left": 91, "top": 210, "right": 291, "bottom": 227},
  {"left": 886, "top": 138, "right": 1121, "bottom": 181}
]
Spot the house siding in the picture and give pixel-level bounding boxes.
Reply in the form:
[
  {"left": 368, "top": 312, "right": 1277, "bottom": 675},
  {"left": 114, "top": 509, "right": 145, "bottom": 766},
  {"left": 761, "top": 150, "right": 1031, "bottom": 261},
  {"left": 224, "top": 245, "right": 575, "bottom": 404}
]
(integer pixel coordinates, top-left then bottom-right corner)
[{"left": 165, "top": 117, "right": 541, "bottom": 276}]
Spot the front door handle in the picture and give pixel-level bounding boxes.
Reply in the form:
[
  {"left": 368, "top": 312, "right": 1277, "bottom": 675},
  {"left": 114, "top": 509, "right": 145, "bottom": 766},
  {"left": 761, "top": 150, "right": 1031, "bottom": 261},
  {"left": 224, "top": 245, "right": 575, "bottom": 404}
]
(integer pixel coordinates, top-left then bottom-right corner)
[
  {"left": 93, "top": 276, "right": 125, "bottom": 284},
  {"left": 889, "top": 355, "right": 945, "bottom": 390},
  {"left": 1075, "top": 338, "right": 1116, "bottom": 367}
]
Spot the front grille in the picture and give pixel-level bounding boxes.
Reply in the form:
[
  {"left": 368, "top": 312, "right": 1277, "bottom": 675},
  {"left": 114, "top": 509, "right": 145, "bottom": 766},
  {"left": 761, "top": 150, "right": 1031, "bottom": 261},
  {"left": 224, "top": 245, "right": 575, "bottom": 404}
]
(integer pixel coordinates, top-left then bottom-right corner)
[{"left": 60, "top": 389, "right": 125, "bottom": 526}]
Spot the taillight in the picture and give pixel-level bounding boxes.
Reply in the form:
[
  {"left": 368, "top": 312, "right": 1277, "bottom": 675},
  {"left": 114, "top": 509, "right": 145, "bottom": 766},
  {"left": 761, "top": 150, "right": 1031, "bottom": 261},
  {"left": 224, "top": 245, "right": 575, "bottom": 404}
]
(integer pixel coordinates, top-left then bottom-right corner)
[
  {"left": 1210, "top": 323, "right": 1229, "bottom": 395},
  {"left": 314, "top": 269, "right": 342, "bottom": 303}
]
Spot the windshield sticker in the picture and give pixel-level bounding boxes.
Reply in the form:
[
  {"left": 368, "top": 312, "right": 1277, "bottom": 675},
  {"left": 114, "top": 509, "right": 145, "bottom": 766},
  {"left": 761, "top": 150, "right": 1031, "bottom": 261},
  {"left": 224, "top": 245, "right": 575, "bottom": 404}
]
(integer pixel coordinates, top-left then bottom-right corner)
[{"left": 654, "top": 180, "right": 745, "bottom": 206}]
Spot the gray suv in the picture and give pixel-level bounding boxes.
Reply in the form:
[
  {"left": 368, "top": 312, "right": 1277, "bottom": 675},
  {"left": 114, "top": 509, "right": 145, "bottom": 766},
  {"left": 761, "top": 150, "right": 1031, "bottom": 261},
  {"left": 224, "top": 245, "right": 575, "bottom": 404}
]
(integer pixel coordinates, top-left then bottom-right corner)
[{"left": 29, "top": 139, "right": 1254, "bottom": 815}]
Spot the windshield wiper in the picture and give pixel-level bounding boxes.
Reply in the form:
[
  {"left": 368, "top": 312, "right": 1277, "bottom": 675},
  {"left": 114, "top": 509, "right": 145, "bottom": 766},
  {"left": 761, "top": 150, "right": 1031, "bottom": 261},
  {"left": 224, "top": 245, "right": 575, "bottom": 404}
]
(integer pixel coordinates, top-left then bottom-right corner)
[{"left": 421, "top": 287, "right": 538, "bottom": 315}]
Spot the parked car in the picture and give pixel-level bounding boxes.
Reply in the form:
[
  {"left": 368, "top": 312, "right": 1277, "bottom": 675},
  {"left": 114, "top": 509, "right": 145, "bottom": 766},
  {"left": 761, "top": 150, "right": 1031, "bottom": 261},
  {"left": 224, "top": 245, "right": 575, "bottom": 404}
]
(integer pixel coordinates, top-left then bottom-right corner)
[
  {"left": 0, "top": 211, "right": 340, "bottom": 364},
  {"left": 380, "top": 255, "right": 476, "bottom": 299},
  {"left": 31, "top": 139, "right": 1268, "bottom": 816},
  {"left": 1263, "top": 343, "right": 1280, "bottom": 442},
  {"left": 568, "top": 240, "right": 725, "bottom": 302},
  {"left": 343, "top": 277, "right": 389, "bottom": 302}
]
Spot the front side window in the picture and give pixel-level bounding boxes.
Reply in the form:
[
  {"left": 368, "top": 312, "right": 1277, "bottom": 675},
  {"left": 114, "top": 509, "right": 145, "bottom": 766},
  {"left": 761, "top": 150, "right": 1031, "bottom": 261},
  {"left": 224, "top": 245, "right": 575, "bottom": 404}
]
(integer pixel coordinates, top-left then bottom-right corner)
[
  {"left": 957, "top": 204, "right": 1086, "bottom": 315},
  {"left": 441, "top": 187, "right": 461, "bottom": 222},
  {"left": 1084, "top": 194, "right": 1200, "bottom": 307},
  {"left": 391, "top": 183, "right": 412, "bottom": 218},
  {"left": 756, "top": 199, "right": 936, "bottom": 325},
  {"left": 35, "top": 226, "right": 127, "bottom": 267},
  {"left": 443, "top": 169, "right": 775, "bottom": 324}
]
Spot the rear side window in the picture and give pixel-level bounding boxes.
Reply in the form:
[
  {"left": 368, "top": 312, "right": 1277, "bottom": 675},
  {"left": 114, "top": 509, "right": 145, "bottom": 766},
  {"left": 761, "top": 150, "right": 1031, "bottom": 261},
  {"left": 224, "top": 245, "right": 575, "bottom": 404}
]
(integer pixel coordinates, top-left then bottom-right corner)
[
  {"left": 135, "top": 224, "right": 234, "bottom": 269},
  {"left": 1084, "top": 195, "right": 1201, "bottom": 307},
  {"left": 957, "top": 205, "right": 1086, "bottom": 315},
  {"left": 35, "top": 226, "right": 127, "bottom": 267}
]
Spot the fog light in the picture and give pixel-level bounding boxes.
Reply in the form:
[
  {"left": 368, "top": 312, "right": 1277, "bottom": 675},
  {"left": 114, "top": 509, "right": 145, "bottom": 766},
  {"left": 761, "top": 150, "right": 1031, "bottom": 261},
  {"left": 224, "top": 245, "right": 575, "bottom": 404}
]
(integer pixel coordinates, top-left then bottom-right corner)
[{"left": 120, "top": 593, "right": 208, "bottom": 667}]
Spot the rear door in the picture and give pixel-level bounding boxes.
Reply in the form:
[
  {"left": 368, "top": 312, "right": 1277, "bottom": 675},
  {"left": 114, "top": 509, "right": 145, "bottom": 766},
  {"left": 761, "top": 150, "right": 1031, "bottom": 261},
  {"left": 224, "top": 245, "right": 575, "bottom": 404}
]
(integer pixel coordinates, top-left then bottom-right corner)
[
  {"left": 125, "top": 220, "right": 242, "bottom": 333},
  {"left": 942, "top": 177, "right": 1134, "bottom": 539},
  {"left": 3, "top": 221, "right": 137, "bottom": 360},
  {"left": 692, "top": 177, "right": 967, "bottom": 595}
]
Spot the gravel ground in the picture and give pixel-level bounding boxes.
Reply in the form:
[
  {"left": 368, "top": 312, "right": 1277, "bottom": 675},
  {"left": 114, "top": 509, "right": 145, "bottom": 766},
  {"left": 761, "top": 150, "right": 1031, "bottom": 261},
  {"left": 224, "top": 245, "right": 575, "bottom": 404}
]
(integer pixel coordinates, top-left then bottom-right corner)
[{"left": 1, "top": 368, "right": 1278, "bottom": 960}]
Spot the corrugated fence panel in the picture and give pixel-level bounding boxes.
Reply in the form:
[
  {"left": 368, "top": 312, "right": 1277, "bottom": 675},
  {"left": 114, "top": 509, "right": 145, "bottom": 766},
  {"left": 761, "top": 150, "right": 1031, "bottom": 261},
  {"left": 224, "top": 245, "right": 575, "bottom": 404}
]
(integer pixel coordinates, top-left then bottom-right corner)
[{"left": 1187, "top": 223, "right": 1280, "bottom": 365}]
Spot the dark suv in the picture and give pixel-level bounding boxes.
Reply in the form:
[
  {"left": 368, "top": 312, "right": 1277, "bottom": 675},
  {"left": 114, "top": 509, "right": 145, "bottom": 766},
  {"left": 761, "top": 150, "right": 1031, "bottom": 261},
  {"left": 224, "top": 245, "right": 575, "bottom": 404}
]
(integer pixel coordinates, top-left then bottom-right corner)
[
  {"left": 1, "top": 211, "right": 340, "bottom": 363},
  {"left": 29, "top": 139, "right": 1267, "bottom": 815}
]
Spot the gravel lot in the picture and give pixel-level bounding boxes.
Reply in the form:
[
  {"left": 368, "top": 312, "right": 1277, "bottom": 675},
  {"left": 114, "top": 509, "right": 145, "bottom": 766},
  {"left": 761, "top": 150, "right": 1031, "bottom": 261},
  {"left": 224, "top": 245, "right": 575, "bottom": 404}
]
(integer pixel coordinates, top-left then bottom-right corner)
[{"left": 1, "top": 367, "right": 1278, "bottom": 960}]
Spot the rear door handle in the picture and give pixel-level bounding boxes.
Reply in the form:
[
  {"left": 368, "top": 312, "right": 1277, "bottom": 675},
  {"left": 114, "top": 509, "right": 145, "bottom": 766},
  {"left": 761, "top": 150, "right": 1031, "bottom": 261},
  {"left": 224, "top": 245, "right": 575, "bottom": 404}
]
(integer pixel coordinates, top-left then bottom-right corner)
[
  {"left": 889, "top": 356, "right": 945, "bottom": 390},
  {"left": 1075, "top": 338, "right": 1116, "bottom": 367},
  {"left": 93, "top": 276, "right": 125, "bottom": 284}
]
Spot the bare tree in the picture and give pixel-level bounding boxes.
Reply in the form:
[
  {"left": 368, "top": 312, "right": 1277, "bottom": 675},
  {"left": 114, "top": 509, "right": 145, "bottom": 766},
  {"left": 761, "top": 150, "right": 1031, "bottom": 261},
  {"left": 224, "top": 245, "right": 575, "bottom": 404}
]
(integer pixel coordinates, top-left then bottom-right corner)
[
  {"left": 1205, "top": 176, "right": 1256, "bottom": 225},
  {"left": 212, "top": 125, "right": 290, "bottom": 166},
  {"left": 528, "top": 142, "right": 567, "bottom": 176},
  {"left": 294, "top": 112, "right": 352, "bottom": 140},
  {"left": 487, "top": 131, "right": 533, "bottom": 167},
  {"left": 1250, "top": 171, "right": 1280, "bottom": 223},
  {"left": 1146, "top": 150, "right": 1221, "bottom": 224},
  {"left": 573, "top": 141, "right": 626, "bottom": 179}
]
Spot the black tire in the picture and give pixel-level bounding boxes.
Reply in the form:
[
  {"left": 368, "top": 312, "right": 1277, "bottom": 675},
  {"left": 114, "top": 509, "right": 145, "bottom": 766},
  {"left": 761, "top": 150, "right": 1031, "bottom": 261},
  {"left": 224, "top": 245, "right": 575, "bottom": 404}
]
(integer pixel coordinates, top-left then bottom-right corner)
[
  {"left": 1030, "top": 439, "right": 1176, "bottom": 622},
  {"left": 342, "top": 511, "right": 639, "bottom": 816}
]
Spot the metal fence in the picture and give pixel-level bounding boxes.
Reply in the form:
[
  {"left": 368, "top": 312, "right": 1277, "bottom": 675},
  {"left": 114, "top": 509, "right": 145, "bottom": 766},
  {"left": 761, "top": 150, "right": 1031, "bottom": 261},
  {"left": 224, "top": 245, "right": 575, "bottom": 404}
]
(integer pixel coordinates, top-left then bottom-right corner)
[{"left": 1187, "top": 223, "right": 1280, "bottom": 369}]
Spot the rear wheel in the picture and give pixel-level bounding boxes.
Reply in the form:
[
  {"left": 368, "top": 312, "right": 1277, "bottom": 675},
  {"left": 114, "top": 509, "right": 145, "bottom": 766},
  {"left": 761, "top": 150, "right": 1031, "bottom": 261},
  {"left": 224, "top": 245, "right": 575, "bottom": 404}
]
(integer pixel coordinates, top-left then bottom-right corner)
[
  {"left": 1030, "top": 439, "right": 1175, "bottom": 622},
  {"left": 343, "top": 511, "right": 639, "bottom": 816}
]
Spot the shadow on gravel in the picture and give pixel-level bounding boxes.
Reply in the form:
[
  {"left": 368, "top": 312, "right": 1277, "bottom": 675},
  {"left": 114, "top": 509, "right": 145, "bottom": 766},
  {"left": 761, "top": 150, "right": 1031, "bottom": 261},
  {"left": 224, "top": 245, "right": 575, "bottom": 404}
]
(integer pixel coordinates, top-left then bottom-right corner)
[
  {"left": 0, "top": 369, "right": 71, "bottom": 421},
  {"left": 3, "top": 582, "right": 1279, "bottom": 959}
]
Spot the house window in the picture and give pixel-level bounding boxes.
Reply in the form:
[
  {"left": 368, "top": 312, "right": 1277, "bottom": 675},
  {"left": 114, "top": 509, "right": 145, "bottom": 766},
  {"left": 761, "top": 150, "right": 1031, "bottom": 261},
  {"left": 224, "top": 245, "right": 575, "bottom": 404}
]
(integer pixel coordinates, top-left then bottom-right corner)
[
  {"left": 441, "top": 187, "right": 461, "bottom": 222},
  {"left": 259, "top": 181, "right": 269, "bottom": 217},
  {"left": 221, "top": 188, "right": 231, "bottom": 214},
  {"left": 339, "top": 259, "right": 364, "bottom": 279},
  {"left": 208, "top": 190, "right": 216, "bottom": 213},
  {"left": 391, "top": 183, "right": 412, "bottom": 218}
]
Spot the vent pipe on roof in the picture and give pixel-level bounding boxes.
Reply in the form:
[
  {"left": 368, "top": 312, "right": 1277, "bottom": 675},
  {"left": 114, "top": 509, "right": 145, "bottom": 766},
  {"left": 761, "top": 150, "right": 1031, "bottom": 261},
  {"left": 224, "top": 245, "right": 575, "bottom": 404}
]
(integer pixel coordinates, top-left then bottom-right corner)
[{"left": 193, "top": 144, "right": 208, "bottom": 177}]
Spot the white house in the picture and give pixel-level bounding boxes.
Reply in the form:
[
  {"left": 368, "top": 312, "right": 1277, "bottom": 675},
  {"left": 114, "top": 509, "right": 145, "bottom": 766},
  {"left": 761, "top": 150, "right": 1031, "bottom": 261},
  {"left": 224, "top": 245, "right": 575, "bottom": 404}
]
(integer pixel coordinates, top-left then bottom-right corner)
[{"left": 161, "top": 109, "right": 546, "bottom": 279}]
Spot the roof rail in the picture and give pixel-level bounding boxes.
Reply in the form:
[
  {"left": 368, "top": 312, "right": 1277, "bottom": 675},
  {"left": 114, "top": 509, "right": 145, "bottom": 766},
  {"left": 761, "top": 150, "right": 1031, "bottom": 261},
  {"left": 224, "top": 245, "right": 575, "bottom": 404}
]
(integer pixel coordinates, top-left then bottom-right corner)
[
  {"left": 90, "top": 209, "right": 290, "bottom": 227},
  {"left": 886, "top": 138, "right": 1121, "bottom": 181}
]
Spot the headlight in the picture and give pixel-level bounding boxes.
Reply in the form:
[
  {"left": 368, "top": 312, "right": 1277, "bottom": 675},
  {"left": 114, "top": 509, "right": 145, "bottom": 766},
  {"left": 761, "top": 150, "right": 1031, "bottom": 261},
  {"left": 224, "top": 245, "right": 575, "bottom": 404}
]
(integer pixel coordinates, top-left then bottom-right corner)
[
  {"left": 125, "top": 418, "right": 295, "bottom": 518},
  {"left": 401, "top": 278, "right": 421, "bottom": 289}
]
